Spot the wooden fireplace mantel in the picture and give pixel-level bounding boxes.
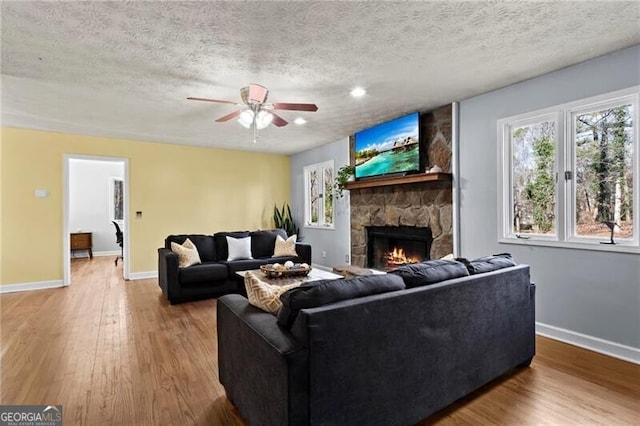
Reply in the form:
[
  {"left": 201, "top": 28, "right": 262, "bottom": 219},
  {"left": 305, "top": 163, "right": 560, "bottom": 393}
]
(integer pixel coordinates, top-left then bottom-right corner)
[{"left": 344, "top": 172, "right": 452, "bottom": 190}]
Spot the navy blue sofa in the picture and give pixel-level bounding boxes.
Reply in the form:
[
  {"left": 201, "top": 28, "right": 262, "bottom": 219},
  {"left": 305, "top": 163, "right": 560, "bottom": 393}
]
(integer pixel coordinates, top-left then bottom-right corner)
[{"left": 217, "top": 264, "right": 535, "bottom": 425}]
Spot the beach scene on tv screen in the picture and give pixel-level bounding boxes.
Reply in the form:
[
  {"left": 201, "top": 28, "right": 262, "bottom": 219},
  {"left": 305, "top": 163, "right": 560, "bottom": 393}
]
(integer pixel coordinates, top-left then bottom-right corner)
[{"left": 355, "top": 113, "right": 420, "bottom": 178}]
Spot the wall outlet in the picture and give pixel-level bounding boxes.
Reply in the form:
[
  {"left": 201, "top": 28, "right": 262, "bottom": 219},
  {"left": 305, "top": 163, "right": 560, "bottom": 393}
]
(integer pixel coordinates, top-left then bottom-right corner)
[
  {"left": 322, "top": 250, "right": 327, "bottom": 258},
  {"left": 345, "top": 254, "right": 350, "bottom": 263}
]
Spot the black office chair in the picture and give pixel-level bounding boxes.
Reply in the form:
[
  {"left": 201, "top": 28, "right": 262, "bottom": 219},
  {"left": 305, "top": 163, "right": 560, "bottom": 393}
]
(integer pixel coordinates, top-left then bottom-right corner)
[{"left": 112, "top": 221, "right": 124, "bottom": 266}]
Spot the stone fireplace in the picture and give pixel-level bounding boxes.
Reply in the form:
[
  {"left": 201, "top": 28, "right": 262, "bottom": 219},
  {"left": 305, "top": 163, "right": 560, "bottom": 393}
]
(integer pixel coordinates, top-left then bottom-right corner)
[
  {"left": 350, "top": 104, "right": 453, "bottom": 268},
  {"left": 367, "top": 226, "right": 433, "bottom": 270}
]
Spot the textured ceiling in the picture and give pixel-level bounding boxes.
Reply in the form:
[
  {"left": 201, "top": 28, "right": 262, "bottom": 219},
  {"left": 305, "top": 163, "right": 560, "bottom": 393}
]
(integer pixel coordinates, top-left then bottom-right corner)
[{"left": 1, "top": 1, "right": 639, "bottom": 154}]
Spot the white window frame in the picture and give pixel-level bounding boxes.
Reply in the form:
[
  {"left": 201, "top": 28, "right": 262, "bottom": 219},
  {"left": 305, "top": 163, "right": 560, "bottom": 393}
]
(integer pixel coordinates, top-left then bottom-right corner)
[
  {"left": 498, "top": 86, "right": 639, "bottom": 253},
  {"left": 303, "top": 160, "right": 335, "bottom": 229},
  {"left": 498, "top": 109, "right": 563, "bottom": 243}
]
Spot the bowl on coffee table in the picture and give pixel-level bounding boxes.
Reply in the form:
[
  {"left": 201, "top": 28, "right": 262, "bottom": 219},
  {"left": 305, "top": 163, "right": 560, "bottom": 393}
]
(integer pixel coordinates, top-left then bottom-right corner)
[{"left": 260, "top": 262, "right": 311, "bottom": 278}]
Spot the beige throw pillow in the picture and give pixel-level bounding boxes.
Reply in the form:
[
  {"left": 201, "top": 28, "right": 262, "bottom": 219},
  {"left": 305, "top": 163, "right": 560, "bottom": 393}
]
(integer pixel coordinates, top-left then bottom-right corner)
[
  {"left": 244, "top": 272, "right": 301, "bottom": 314},
  {"left": 273, "top": 234, "right": 298, "bottom": 257},
  {"left": 170, "top": 238, "right": 201, "bottom": 268}
]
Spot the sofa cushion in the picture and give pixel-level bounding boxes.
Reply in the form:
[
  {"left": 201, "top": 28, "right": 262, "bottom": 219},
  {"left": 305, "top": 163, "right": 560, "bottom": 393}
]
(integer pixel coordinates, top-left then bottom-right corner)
[
  {"left": 273, "top": 234, "right": 298, "bottom": 257},
  {"left": 178, "top": 262, "right": 228, "bottom": 285},
  {"left": 389, "top": 259, "right": 469, "bottom": 288},
  {"left": 165, "top": 234, "right": 216, "bottom": 262},
  {"left": 214, "top": 231, "right": 250, "bottom": 261},
  {"left": 227, "top": 236, "right": 253, "bottom": 261},
  {"left": 277, "top": 274, "right": 406, "bottom": 329},
  {"left": 250, "top": 229, "right": 287, "bottom": 258},
  {"left": 223, "top": 259, "right": 271, "bottom": 275},
  {"left": 244, "top": 271, "right": 302, "bottom": 314},
  {"left": 170, "top": 238, "right": 202, "bottom": 268},
  {"left": 458, "top": 253, "right": 517, "bottom": 275}
]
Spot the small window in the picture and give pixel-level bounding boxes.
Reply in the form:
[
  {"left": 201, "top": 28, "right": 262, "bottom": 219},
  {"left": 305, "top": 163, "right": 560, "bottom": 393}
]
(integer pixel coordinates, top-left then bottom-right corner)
[{"left": 304, "top": 161, "right": 334, "bottom": 228}]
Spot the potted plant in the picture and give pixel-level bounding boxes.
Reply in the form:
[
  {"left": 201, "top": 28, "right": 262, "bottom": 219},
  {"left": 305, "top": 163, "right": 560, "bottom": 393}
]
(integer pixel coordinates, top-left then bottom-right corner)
[
  {"left": 334, "top": 164, "right": 355, "bottom": 198},
  {"left": 273, "top": 203, "right": 299, "bottom": 237}
]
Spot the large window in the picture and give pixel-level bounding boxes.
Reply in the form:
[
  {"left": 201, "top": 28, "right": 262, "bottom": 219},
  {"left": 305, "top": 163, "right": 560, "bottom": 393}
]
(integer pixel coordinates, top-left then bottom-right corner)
[
  {"left": 304, "top": 160, "right": 334, "bottom": 228},
  {"left": 499, "top": 87, "right": 639, "bottom": 251}
]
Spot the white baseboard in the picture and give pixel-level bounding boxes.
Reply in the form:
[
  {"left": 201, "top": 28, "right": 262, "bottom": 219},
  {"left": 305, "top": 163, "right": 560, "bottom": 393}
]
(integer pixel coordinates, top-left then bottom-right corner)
[
  {"left": 94, "top": 250, "right": 121, "bottom": 257},
  {"left": 536, "top": 322, "right": 640, "bottom": 365},
  {"left": 0, "top": 280, "right": 65, "bottom": 294},
  {"left": 311, "top": 263, "right": 332, "bottom": 272},
  {"left": 128, "top": 271, "right": 157, "bottom": 280}
]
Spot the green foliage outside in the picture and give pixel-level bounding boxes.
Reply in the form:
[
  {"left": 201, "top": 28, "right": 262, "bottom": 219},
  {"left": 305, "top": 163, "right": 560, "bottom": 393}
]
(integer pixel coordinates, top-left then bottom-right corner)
[{"left": 524, "top": 135, "right": 555, "bottom": 233}]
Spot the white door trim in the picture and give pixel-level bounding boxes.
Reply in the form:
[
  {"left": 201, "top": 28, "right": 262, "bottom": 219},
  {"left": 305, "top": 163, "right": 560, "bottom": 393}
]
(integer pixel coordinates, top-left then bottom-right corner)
[{"left": 63, "top": 154, "right": 130, "bottom": 285}]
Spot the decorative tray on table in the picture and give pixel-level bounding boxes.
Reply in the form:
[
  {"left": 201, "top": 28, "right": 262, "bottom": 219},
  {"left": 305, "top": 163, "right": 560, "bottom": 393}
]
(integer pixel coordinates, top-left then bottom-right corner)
[{"left": 260, "top": 262, "right": 312, "bottom": 278}]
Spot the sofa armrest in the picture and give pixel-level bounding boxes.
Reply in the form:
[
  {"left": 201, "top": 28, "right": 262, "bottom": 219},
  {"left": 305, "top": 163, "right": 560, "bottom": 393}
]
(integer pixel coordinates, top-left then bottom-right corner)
[
  {"left": 158, "top": 248, "right": 180, "bottom": 302},
  {"left": 217, "top": 294, "right": 308, "bottom": 425},
  {"left": 295, "top": 243, "right": 312, "bottom": 264}
]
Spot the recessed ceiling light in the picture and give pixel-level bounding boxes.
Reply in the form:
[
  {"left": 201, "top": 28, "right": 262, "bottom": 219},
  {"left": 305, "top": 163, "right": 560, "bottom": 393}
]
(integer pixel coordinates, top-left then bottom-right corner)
[
  {"left": 350, "top": 87, "right": 367, "bottom": 98},
  {"left": 294, "top": 117, "right": 307, "bottom": 125}
]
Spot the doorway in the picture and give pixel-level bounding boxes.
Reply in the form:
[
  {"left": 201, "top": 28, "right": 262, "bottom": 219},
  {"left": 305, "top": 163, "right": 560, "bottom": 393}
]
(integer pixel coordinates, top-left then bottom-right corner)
[{"left": 63, "top": 155, "right": 130, "bottom": 285}]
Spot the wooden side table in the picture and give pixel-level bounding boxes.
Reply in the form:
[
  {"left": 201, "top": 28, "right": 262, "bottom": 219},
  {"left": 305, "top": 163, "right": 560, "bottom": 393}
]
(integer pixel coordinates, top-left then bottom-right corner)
[{"left": 70, "top": 232, "right": 93, "bottom": 259}]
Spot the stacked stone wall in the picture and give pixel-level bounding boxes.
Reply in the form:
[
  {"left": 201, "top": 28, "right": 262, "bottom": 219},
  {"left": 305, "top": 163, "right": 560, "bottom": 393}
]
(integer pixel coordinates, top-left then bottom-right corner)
[{"left": 350, "top": 104, "right": 453, "bottom": 267}]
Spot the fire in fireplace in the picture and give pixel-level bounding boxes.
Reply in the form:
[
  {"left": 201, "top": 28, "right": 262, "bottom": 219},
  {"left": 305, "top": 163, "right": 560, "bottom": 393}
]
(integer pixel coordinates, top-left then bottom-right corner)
[
  {"left": 367, "top": 226, "right": 433, "bottom": 271},
  {"left": 386, "top": 247, "right": 419, "bottom": 268}
]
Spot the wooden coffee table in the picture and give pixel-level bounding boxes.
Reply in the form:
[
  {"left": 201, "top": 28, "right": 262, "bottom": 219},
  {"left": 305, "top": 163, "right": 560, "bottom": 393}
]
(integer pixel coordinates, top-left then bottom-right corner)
[{"left": 236, "top": 268, "right": 343, "bottom": 286}]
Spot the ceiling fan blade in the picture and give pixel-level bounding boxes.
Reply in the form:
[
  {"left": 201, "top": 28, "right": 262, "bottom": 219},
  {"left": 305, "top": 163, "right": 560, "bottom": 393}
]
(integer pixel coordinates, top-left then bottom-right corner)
[
  {"left": 215, "top": 110, "right": 242, "bottom": 122},
  {"left": 272, "top": 102, "right": 318, "bottom": 112},
  {"left": 187, "top": 97, "right": 238, "bottom": 105},
  {"left": 271, "top": 112, "right": 289, "bottom": 127}
]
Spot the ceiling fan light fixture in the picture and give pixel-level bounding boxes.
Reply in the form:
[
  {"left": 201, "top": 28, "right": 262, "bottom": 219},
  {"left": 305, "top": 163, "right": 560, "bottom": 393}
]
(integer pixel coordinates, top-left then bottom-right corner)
[
  {"left": 294, "top": 117, "right": 307, "bottom": 125},
  {"left": 238, "top": 109, "right": 254, "bottom": 128},
  {"left": 255, "top": 110, "right": 273, "bottom": 129}
]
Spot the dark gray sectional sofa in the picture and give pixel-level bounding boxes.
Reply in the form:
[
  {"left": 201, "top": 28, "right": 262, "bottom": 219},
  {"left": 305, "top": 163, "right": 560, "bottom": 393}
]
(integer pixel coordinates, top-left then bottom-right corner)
[
  {"left": 158, "top": 229, "right": 311, "bottom": 304},
  {"left": 217, "top": 261, "right": 535, "bottom": 425}
]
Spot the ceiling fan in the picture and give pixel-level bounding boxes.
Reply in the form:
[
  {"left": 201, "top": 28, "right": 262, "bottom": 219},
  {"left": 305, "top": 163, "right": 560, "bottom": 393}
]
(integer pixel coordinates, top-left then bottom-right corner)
[{"left": 187, "top": 84, "right": 318, "bottom": 143}]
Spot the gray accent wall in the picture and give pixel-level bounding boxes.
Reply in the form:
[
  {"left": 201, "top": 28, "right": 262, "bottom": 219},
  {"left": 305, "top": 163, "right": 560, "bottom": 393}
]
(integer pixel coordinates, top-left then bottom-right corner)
[
  {"left": 290, "top": 137, "right": 350, "bottom": 269},
  {"left": 459, "top": 45, "right": 640, "bottom": 349}
]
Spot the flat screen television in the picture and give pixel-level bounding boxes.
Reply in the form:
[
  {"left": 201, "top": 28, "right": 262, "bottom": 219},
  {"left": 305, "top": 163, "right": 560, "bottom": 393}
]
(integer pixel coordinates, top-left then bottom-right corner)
[{"left": 354, "top": 112, "right": 420, "bottom": 179}]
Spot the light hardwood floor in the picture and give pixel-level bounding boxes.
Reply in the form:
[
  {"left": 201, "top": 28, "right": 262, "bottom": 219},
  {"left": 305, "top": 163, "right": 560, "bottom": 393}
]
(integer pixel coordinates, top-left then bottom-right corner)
[{"left": 1, "top": 257, "right": 638, "bottom": 425}]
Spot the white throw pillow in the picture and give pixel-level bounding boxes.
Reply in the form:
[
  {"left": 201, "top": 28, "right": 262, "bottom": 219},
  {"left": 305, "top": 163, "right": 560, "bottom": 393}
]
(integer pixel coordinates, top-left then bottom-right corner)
[
  {"left": 273, "top": 234, "right": 298, "bottom": 257},
  {"left": 227, "top": 236, "right": 253, "bottom": 261},
  {"left": 170, "top": 238, "right": 201, "bottom": 268},
  {"left": 244, "top": 271, "right": 302, "bottom": 314}
]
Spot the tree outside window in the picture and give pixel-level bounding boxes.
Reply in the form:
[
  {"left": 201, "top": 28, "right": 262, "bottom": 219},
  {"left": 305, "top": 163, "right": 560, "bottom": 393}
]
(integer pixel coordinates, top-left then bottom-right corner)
[
  {"left": 573, "top": 104, "right": 634, "bottom": 239},
  {"left": 499, "top": 87, "right": 638, "bottom": 250},
  {"left": 304, "top": 161, "right": 334, "bottom": 228}
]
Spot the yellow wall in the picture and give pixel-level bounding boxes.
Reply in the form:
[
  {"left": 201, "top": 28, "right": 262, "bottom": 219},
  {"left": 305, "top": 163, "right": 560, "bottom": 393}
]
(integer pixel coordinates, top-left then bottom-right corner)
[{"left": 0, "top": 127, "right": 291, "bottom": 286}]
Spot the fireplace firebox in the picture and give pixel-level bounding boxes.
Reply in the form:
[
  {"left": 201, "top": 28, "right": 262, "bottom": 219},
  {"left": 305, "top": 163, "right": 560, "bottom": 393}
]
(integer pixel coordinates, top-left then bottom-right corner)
[{"left": 366, "top": 226, "right": 433, "bottom": 271}]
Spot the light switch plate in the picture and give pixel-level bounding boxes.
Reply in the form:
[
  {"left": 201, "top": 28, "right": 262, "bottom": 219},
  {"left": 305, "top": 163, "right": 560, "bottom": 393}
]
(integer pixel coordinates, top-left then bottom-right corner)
[{"left": 35, "top": 189, "right": 49, "bottom": 198}]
